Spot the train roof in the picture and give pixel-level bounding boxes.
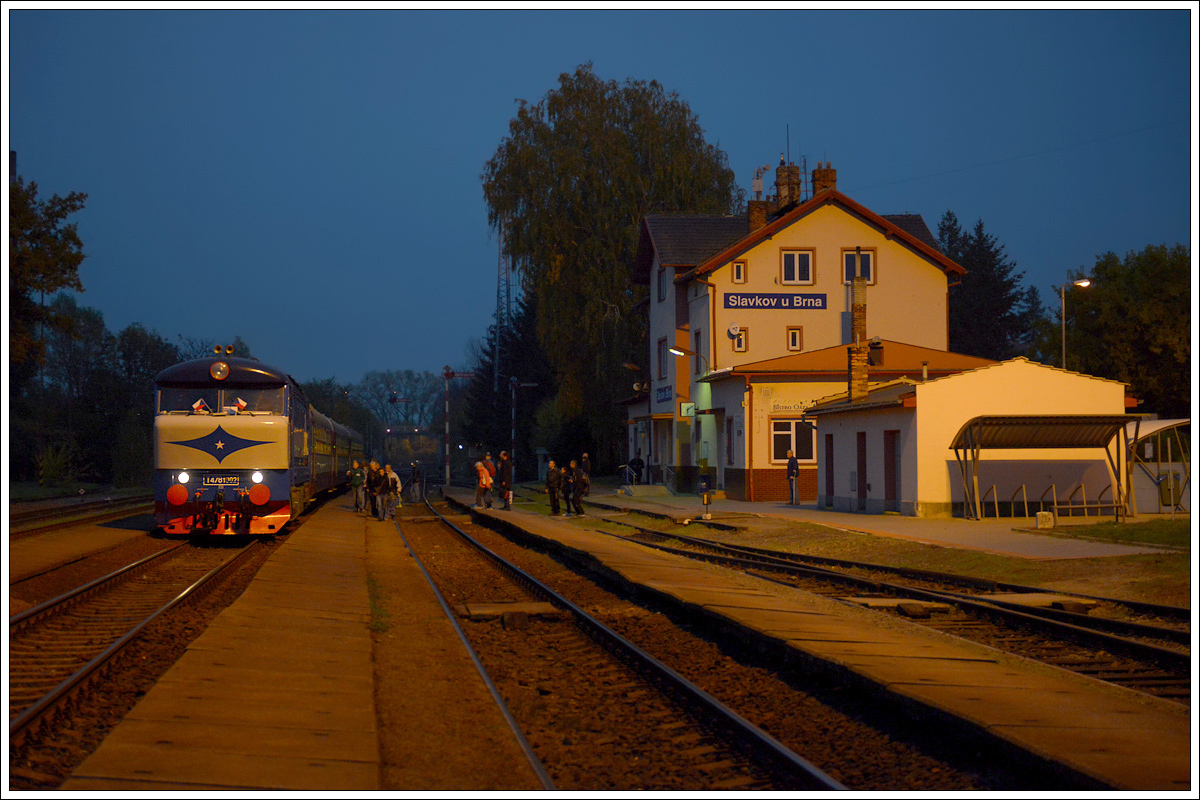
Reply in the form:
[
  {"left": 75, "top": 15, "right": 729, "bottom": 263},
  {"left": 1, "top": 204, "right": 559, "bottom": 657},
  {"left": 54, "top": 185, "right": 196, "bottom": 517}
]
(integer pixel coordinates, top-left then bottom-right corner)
[{"left": 155, "top": 357, "right": 294, "bottom": 388}]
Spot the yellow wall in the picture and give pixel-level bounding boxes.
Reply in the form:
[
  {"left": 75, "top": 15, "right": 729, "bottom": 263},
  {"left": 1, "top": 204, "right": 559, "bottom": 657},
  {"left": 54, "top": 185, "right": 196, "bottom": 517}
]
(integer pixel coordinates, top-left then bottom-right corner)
[
  {"left": 706, "top": 204, "right": 949, "bottom": 367},
  {"left": 914, "top": 359, "right": 1128, "bottom": 509}
]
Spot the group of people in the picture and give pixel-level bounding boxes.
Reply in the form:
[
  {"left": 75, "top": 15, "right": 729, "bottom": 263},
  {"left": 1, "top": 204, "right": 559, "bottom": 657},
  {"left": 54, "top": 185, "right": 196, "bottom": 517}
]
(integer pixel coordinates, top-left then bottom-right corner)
[
  {"left": 543, "top": 456, "right": 590, "bottom": 517},
  {"left": 473, "top": 450, "right": 592, "bottom": 518},
  {"left": 472, "top": 451, "right": 513, "bottom": 510},
  {"left": 349, "top": 459, "right": 402, "bottom": 521}
]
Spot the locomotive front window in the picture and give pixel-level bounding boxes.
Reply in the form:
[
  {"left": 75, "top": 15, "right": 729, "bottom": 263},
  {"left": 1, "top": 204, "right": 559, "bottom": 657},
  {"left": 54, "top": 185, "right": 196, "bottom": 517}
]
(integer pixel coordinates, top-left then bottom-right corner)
[
  {"left": 159, "top": 387, "right": 218, "bottom": 413},
  {"left": 222, "top": 387, "right": 285, "bottom": 414}
]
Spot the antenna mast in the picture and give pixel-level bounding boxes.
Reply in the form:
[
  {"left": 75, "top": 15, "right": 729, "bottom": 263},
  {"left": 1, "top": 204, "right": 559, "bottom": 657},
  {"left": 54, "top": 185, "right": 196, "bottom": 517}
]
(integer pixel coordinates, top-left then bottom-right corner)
[{"left": 494, "top": 222, "right": 513, "bottom": 392}]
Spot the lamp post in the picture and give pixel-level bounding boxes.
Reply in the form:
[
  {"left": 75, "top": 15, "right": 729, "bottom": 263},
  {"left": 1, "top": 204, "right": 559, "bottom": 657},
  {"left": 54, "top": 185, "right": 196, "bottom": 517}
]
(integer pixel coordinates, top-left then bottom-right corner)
[
  {"left": 1060, "top": 278, "right": 1092, "bottom": 370},
  {"left": 668, "top": 345, "right": 709, "bottom": 375}
]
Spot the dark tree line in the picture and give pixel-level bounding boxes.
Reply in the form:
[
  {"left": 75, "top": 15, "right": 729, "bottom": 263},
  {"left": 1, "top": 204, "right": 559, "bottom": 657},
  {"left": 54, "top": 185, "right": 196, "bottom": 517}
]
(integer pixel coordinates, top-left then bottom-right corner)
[{"left": 939, "top": 210, "right": 1189, "bottom": 418}]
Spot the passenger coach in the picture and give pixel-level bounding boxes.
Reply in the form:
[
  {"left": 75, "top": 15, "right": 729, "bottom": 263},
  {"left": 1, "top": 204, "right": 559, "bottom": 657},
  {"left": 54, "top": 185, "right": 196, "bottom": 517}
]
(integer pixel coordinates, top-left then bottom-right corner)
[{"left": 153, "top": 350, "right": 363, "bottom": 534}]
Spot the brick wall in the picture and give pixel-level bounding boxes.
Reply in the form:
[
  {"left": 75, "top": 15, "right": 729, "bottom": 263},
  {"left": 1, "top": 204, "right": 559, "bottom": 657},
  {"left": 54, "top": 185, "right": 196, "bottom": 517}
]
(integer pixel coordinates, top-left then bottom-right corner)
[{"left": 724, "top": 467, "right": 817, "bottom": 502}]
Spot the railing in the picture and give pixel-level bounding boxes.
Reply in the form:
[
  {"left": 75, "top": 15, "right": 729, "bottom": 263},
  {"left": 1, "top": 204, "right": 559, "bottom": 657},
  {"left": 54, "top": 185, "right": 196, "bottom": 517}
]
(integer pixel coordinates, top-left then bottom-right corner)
[{"left": 663, "top": 465, "right": 676, "bottom": 493}]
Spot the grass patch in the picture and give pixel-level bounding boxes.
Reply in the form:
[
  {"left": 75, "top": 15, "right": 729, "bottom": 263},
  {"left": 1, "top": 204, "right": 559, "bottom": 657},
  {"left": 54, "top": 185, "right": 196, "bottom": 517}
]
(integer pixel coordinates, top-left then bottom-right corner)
[
  {"left": 1055, "top": 518, "right": 1191, "bottom": 548},
  {"left": 367, "top": 575, "right": 391, "bottom": 634}
]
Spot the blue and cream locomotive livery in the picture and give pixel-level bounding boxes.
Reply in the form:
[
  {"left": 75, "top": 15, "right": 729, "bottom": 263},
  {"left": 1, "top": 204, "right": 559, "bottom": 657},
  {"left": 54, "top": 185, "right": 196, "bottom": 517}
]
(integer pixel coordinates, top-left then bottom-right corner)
[{"left": 154, "top": 351, "right": 363, "bottom": 535}]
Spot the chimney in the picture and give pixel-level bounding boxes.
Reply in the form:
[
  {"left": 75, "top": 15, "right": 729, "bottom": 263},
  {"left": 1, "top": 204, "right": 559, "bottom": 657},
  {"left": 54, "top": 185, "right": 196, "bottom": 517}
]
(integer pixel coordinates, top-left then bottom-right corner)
[
  {"left": 748, "top": 200, "right": 769, "bottom": 231},
  {"left": 812, "top": 161, "right": 837, "bottom": 194},
  {"left": 775, "top": 159, "right": 801, "bottom": 207},
  {"left": 848, "top": 274, "right": 869, "bottom": 402}
]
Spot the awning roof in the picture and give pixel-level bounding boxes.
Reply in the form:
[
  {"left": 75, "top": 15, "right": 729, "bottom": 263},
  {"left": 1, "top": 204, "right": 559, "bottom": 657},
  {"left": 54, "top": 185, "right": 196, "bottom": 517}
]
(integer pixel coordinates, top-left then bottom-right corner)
[{"left": 950, "top": 415, "right": 1141, "bottom": 450}]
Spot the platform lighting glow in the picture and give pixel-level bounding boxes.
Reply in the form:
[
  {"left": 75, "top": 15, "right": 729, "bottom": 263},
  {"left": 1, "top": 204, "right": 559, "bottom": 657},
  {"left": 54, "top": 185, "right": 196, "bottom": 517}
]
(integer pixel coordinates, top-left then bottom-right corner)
[
  {"left": 252, "top": 472, "right": 264, "bottom": 484},
  {"left": 178, "top": 472, "right": 190, "bottom": 484}
]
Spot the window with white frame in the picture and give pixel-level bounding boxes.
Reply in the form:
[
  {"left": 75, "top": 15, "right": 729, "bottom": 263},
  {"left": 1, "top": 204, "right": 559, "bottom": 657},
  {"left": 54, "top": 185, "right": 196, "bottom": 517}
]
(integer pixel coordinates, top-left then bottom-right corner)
[
  {"left": 842, "top": 248, "right": 875, "bottom": 284},
  {"left": 657, "top": 338, "right": 668, "bottom": 379},
  {"left": 732, "top": 327, "right": 748, "bottom": 353},
  {"left": 787, "top": 326, "right": 803, "bottom": 351},
  {"left": 657, "top": 266, "right": 668, "bottom": 301},
  {"left": 772, "top": 418, "right": 815, "bottom": 462},
  {"left": 732, "top": 260, "right": 747, "bottom": 284},
  {"left": 781, "top": 249, "right": 814, "bottom": 285}
]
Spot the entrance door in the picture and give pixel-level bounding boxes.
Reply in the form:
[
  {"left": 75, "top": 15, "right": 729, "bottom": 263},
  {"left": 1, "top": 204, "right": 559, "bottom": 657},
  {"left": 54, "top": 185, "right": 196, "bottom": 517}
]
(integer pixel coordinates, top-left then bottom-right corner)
[
  {"left": 884, "top": 430, "right": 899, "bottom": 512},
  {"left": 856, "top": 432, "right": 867, "bottom": 511}
]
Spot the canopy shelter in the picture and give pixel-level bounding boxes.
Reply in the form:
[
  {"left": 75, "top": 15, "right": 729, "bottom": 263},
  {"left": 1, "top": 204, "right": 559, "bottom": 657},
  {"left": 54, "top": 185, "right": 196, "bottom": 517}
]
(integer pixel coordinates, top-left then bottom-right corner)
[
  {"left": 1127, "top": 419, "right": 1190, "bottom": 514},
  {"left": 950, "top": 415, "right": 1142, "bottom": 521}
]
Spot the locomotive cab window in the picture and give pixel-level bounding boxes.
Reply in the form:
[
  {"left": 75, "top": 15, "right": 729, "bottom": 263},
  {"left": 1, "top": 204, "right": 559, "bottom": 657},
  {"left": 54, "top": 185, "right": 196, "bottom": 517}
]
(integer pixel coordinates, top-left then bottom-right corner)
[
  {"left": 159, "top": 387, "right": 218, "bottom": 414},
  {"left": 221, "top": 387, "right": 285, "bottom": 414}
]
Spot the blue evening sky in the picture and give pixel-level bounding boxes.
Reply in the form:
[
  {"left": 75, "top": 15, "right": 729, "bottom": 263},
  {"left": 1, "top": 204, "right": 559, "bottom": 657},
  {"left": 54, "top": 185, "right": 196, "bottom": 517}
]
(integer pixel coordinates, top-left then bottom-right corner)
[{"left": 5, "top": 7, "right": 1195, "bottom": 386}]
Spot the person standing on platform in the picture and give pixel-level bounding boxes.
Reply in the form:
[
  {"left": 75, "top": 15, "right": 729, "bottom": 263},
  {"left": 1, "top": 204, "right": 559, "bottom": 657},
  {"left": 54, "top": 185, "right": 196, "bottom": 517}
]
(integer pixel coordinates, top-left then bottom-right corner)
[
  {"left": 561, "top": 464, "right": 576, "bottom": 517},
  {"left": 474, "top": 459, "right": 493, "bottom": 508},
  {"left": 786, "top": 450, "right": 800, "bottom": 505},
  {"left": 545, "top": 459, "right": 561, "bottom": 516},
  {"left": 628, "top": 451, "right": 644, "bottom": 485},
  {"left": 581, "top": 453, "right": 592, "bottom": 496},
  {"left": 366, "top": 461, "right": 381, "bottom": 517},
  {"left": 497, "top": 451, "right": 513, "bottom": 510},
  {"left": 385, "top": 464, "right": 402, "bottom": 516},
  {"left": 376, "top": 464, "right": 394, "bottom": 521},
  {"left": 349, "top": 461, "right": 365, "bottom": 511},
  {"left": 569, "top": 458, "right": 587, "bottom": 517}
]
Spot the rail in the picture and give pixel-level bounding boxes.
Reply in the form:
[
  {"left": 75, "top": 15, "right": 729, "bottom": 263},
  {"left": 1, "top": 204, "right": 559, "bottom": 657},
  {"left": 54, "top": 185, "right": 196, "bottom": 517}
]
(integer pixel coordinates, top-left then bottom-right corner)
[
  {"left": 430, "top": 492, "right": 845, "bottom": 789},
  {"left": 10, "top": 541, "right": 261, "bottom": 743}
]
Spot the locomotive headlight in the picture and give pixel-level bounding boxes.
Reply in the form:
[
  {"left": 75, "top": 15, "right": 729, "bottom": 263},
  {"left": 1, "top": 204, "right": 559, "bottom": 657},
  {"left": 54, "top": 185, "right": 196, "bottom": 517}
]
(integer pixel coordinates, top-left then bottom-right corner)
[
  {"left": 251, "top": 471, "right": 264, "bottom": 484},
  {"left": 178, "top": 472, "right": 190, "bottom": 484},
  {"left": 210, "top": 361, "right": 229, "bottom": 380}
]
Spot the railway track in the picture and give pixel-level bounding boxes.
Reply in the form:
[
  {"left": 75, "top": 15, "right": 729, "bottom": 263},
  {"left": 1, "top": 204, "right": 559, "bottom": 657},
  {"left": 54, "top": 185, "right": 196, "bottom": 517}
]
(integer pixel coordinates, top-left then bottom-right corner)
[
  {"left": 9, "top": 539, "right": 262, "bottom": 748},
  {"left": 412, "top": 496, "right": 1090, "bottom": 790},
  {"left": 407, "top": 499, "right": 841, "bottom": 790},
  {"left": 9, "top": 493, "right": 155, "bottom": 536},
  {"left": 585, "top": 517, "right": 1191, "bottom": 706}
]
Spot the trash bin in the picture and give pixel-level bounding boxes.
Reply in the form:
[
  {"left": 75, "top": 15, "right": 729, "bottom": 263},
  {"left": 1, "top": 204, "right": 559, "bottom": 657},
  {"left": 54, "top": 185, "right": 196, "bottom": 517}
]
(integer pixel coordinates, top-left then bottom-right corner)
[{"left": 1159, "top": 472, "right": 1182, "bottom": 506}]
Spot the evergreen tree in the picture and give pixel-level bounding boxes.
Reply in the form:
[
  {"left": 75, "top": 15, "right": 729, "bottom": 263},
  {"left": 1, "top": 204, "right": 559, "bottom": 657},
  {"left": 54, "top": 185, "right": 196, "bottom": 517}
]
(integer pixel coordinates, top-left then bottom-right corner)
[{"left": 940, "top": 212, "right": 1043, "bottom": 360}]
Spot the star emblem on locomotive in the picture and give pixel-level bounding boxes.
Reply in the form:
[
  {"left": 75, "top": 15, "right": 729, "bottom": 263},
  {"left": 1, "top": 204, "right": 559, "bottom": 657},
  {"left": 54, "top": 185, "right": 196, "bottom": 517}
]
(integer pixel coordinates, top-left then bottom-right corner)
[{"left": 168, "top": 425, "right": 270, "bottom": 464}]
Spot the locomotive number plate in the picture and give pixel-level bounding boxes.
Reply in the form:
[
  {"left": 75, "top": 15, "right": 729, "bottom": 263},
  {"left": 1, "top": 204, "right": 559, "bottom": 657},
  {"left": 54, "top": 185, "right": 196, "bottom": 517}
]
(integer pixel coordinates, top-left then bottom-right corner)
[{"left": 203, "top": 475, "right": 241, "bottom": 486}]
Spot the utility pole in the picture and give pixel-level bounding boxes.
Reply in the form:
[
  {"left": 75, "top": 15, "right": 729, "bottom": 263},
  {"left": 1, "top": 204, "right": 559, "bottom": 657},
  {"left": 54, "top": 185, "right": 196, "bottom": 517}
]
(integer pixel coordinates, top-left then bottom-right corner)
[
  {"left": 442, "top": 366, "right": 475, "bottom": 487},
  {"left": 509, "top": 376, "right": 538, "bottom": 479}
]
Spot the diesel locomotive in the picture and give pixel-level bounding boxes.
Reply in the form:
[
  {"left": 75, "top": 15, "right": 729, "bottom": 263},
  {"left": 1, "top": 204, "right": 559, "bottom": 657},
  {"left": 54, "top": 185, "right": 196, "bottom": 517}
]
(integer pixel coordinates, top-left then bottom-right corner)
[{"left": 153, "top": 349, "right": 364, "bottom": 534}]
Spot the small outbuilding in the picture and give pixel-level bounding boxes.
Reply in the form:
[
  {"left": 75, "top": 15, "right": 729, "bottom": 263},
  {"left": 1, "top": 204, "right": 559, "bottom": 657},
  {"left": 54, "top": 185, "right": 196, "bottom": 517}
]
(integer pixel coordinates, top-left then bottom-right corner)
[{"left": 805, "top": 358, "right": 1139, "bottom": 519}]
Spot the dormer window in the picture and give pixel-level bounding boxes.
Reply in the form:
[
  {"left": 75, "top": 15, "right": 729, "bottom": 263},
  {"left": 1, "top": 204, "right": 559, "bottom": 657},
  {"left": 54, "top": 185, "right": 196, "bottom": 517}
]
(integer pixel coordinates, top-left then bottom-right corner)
[{"left": 781, "top": 250, "right": 814, "bottom": 285}]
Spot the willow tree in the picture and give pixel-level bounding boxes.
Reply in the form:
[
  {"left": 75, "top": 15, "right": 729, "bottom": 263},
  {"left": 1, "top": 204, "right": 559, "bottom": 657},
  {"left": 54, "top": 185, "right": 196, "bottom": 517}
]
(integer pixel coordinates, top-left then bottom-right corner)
[{"left": 482, "top": 64, "right": 743, "bottom": 466}]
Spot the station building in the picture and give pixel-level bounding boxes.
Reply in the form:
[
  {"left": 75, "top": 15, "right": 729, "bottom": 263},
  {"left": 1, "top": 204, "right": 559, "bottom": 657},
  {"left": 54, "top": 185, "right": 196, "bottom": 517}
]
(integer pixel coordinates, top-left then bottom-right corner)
[
  {"left": 626, "top": 161, "right": 989, "bottom": 502},
  {"left": 805, "top": 358, "right": 1138, "bottom": 518}
]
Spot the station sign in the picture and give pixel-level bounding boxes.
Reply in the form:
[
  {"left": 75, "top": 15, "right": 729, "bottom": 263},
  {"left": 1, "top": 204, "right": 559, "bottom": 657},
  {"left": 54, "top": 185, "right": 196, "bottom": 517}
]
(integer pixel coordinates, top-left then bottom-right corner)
[
  {"left": 724, "top": 293, "right": 827, "bottom": 310},
  {"left": 656, "top": 385, "right": 673, "bottom": 404}
]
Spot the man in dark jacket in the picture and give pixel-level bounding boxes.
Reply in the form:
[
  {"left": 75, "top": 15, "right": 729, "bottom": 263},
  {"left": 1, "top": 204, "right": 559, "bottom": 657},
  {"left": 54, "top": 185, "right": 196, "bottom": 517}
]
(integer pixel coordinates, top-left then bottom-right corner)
[
  {"left": 570, "top": 458, "right": 587, "bottom": 517},
  {"left": 497, "top": 451, "right": 514, "bottom": 510},
  {"left": 786, "top": 450, "right": 800, "bottom": 505},
  {"left": 545, "top": 459, "right": 561, "bottom": 516}
]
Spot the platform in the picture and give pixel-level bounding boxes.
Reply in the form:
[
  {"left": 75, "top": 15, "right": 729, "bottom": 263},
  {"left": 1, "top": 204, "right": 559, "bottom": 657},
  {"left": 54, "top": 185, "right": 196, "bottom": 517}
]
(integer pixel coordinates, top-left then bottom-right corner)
[
  {"left": 448, "top": 488, "right": 1191, "bottom": 791},
  {"left": 60, "top": 500, "right": 543, "bottom": 791}
]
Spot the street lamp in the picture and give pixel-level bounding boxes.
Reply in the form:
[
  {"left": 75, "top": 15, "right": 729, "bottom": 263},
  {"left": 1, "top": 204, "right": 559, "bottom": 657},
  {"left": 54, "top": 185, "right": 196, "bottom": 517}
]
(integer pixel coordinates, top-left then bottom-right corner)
[
  {"left": 669, "top": 346, "right": 709, "bottom": 375},
  {"left": 1060, "top": 278, "right": 1092, "bottom": 370}
]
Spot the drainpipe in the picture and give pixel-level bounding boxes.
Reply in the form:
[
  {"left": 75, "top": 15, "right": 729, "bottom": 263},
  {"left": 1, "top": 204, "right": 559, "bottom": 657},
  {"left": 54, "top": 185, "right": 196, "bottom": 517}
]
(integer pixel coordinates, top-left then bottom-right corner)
[{"left": 743, "top": 373, "right": 754, "bottom": 502}]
